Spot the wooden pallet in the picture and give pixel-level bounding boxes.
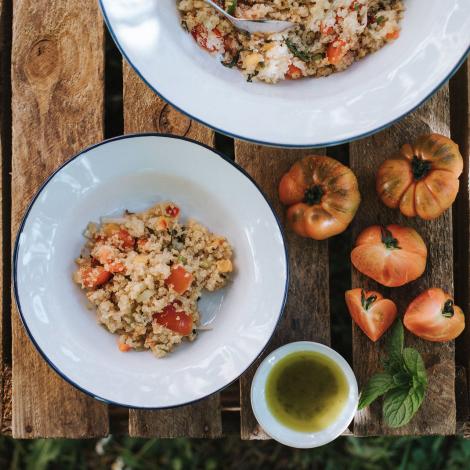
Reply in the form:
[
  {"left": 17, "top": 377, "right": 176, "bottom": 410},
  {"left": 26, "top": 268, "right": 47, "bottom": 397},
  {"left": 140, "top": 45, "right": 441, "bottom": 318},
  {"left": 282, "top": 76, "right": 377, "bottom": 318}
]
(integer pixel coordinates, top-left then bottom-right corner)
[{"left": 1, "top": 0, "right": 470, "bottom": 439}]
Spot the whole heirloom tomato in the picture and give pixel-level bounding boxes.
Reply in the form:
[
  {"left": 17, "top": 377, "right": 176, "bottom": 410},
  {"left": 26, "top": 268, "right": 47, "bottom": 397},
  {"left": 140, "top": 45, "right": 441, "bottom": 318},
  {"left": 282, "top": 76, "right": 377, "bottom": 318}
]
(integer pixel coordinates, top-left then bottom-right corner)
[
  {"left": 345, "top": 288, "right": 397, "bottom": 342},
  {"left": 351, "top": 225, "right": 427, "bottom": 287},
  {"left": 376, "top": 134, "right": 463, "bottom": 220},
  {"left": 279, "top": 156, "right": 360, "bottom": 240},
  {"left": 404, "top": 288, "right": 465, "bottom": 342}
]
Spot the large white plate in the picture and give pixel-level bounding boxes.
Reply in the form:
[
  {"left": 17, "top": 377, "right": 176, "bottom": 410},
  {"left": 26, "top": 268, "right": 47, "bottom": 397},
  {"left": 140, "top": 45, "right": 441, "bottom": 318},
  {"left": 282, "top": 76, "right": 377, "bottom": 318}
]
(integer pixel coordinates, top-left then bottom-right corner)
[
  {"left": 100, "top": 0, "right": 470, "bottom": 147},
  {"left": 13, "top": 134, "right": 288, "bottom": 408}
]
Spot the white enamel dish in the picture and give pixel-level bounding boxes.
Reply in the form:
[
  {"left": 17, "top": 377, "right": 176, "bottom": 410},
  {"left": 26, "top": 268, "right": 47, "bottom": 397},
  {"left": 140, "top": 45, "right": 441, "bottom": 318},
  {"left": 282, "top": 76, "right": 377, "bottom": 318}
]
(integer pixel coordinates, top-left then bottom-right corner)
[
  {"left": 13, "top": 134, "right": 288, "bottom": 408},
  {"left": 99, "top": 0, "right": 470, "bottom": 148}
]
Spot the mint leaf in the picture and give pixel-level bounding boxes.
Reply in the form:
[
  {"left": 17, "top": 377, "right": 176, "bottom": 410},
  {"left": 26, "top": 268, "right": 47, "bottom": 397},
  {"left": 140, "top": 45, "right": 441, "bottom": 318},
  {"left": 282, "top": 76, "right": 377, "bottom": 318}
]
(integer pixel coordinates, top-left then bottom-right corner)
[
  {"left": 392, "top": 371, "right": 410, "bottom": 388},
  {"left": 402, "top": 348, "right": 427, "bottom": 386},
  {"left": 358, "top": 373, "right": 395, "bottom": 410},
  {"left": 384, "top": 319, "right": 404, "bottom": 374},
  {"left": 383, "top": 382, "right": 426, "bottom": 428},
  {"left": 227, "top": 0, "right": 237, "bottom": 15}
]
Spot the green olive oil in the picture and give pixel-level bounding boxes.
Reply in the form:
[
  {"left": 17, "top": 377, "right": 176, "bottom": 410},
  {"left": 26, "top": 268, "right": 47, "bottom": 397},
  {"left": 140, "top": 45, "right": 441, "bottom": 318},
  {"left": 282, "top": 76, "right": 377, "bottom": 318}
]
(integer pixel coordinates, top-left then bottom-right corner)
[{"left": 265, "top": 351, "right": 349, "bottom": 432}]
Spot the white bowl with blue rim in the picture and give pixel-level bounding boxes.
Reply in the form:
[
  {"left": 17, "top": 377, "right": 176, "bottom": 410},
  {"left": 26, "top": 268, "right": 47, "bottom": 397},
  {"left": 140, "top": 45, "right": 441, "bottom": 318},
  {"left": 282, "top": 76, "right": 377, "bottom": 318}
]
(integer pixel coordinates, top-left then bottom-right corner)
[
  {"left": 13, "top": 134, "right": 288, "bottom": 408},
  {"left": 99, "top": 0, "right": 469, "bottom": 148}
]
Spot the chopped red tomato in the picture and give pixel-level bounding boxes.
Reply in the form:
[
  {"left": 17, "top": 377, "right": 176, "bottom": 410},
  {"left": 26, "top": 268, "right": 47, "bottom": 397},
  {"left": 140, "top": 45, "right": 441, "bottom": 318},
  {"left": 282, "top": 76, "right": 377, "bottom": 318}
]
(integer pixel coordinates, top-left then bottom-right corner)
[
  {"left": 153, "top": 303, "right": 193, "bottom": 336},
  {"left": 191, "top": 24, "right": 222, "bottom": 52},
  {"left": 320, "top": 22, "right": 334, "bottom": 35},
  {"left": 117, "top": 229, "right": 135, "bottom": 250},
  {"left": 79, "top": 266, "right": 111, "bottom": 289},
  {"left": 327, "top": 40, "right": 347, "bottom": 65},
  {"left": 285, "top": 64, "right": 303, "bottom": 80},
  {"left": 137, "top": 237, "right": 148, "bottom": 251},
  {"left": 108, "top": 261, "right": 125, "bottom": 273},
  {"left": 165, "top": 205, "right": 180, "bottom": 217},
  {"left": 118, "top": 342, "right": 132, "bottom": 352},
  {"left": 386, "top": 30, "right": 400, "bottom": 40},
  {"left": 165, "top": 266, "right": 194, "bottom": 294}
]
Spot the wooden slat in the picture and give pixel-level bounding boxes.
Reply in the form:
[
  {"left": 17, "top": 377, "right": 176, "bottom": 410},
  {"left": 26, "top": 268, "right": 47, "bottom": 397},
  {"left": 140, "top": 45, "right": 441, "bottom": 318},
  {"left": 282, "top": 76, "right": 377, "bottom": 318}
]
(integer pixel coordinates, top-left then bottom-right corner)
[
  {"left": 11, "top": 0, "right": 108, "bottom": 438},
  {"left": 123, "top": 64, "right": 222, "bottom": 438},
  {"left": 234, "top": 144, "right": 330, "bottom": 440},
  {"left": 451, "top": 59, "right": 470, "bottom": 426},
  {"left": 350, "top": 86, "right": 456, "bottom": 436},
  {"left": 0, "top": 0, "right": 9, "bottom": 436}
]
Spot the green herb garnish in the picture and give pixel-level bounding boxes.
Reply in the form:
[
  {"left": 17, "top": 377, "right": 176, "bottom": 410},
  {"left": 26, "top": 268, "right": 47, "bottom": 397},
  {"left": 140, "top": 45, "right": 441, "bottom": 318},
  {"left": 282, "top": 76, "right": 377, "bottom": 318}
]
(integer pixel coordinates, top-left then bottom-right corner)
[
  {"left": 227, "top": 0, "right": 237, "bottom": 15},
  {"left": 221, "top": 51, "right": 240, "bottom": 68},
  {"left": 358, "top": 319, "right": 428, "bottom": 428},
  {"left": 286, "top": 38, "right": 312, "bottom": 62},
  {"left": 376, "top": 16, "right": 386, "bottom": 25}
]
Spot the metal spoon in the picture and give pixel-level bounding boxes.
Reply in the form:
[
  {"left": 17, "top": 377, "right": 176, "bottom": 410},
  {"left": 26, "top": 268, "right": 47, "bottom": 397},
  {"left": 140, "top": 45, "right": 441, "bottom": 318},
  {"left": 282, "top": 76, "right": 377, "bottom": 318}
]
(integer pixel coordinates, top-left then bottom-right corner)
[{"left": 204, "top": 0, "right": 295, "bottom": 34}]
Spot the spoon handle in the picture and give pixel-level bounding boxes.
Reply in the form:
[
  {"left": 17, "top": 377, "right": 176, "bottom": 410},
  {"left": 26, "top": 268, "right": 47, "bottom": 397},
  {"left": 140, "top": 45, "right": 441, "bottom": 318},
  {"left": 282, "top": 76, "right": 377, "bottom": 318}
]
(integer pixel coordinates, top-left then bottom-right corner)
[{"left": 204, "top": 0, "right": 234, "bottom": 20}]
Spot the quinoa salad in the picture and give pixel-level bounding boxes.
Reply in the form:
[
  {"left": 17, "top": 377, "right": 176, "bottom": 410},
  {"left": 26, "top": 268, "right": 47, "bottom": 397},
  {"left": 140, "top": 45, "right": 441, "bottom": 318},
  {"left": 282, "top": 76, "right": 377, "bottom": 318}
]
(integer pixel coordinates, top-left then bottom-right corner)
[
  {"left": 178, "top": 0, "right": 404, "bottom": 83},
  {"left": 74, "top": 202, "right": 233, "bottom": 358}
]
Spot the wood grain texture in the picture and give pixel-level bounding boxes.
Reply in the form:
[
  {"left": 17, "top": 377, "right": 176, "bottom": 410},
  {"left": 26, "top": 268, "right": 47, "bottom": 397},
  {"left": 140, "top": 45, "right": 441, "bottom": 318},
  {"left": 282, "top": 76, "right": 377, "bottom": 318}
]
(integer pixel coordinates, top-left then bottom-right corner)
[
  {"left": 123, "top": 63, "right": 222, "bottom": 438},
  {"left": 0, "top": 0, "right": 8, "bottom": 436},
  {"left": 350, "top": 86, "right": 456, "bottom": 436},
  {"left": 234, "top": 144, "right": 330, "bottom": 440},
  {"left": 451, "top": 60, "right": 470, "bottom": 425},
  {"left": 11, "top": 0, "right": 108, "bottom": 438}
]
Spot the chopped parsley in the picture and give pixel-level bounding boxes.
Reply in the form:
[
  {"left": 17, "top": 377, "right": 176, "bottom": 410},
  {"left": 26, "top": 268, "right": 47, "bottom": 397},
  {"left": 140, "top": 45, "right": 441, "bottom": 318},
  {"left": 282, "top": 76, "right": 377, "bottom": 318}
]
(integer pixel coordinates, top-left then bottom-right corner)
[
  {"left": 227, "top": 0, "right": 237, "bottom": 15},
  {"left": 376, "top": 15, "right": 386, "bottom": 25},
  {"left": 286, "top": 38, "right": 312, "bottom": 62}
]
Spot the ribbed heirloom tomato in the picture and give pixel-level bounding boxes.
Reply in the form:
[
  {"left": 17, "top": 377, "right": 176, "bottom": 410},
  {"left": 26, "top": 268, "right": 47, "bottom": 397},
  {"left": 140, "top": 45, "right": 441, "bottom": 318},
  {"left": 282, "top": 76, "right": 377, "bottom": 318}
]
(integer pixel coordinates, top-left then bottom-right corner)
[
  {"left": 279, "top": 156, "right": 360, "bottom": 240},
  {"left": 376, "top": 134, "right": 463, "bottom": 220},
  {"left": 404, "top": 288, "right": 465, "bottom": 342},
  {"left": 345, "top": 288, "right": 397, "bottom": 342},
  {"left": 351, "top": 225, "right": 427, "bottom": 287}
]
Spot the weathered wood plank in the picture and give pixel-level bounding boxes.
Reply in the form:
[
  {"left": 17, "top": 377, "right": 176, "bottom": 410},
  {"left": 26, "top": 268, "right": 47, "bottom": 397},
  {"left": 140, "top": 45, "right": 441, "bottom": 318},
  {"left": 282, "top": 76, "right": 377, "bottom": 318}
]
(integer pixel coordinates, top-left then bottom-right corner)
[
  {"left": 234, "top": 144, "right": 330, "bottom": 440},
  {"left": 123, "top": 63, "right": 222, "bottom": 438},
  {"left": 0, "top": 0, "right": 10, "bottom": 436},
  {"left": 350, "top": 86, "right": 456, "bottom": 436},
  {"left": 11, "top": 0, "right": 108, "bottom": 438},
  {"left": 451, "top": 59, "right": 470, "bottom": 427}
]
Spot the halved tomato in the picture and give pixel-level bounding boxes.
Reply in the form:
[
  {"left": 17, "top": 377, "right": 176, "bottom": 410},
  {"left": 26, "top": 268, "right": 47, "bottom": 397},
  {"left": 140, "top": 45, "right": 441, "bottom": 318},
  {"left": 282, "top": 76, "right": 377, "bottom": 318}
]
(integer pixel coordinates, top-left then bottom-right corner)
[
  {"left": 404, "top": 288, "right": 465, "bottom": 342},
  {"left": 153, "top": 303, "right": 193, "bottom": 336},
  {"left": 345, "top": 288, "right": 397, "bottom": 342}
]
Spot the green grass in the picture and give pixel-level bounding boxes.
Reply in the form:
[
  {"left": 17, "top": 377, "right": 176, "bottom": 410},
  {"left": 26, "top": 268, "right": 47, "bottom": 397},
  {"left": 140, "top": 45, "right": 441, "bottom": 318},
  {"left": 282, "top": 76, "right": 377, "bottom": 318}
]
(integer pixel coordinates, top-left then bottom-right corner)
[{"left": 2, "top": 436, "right": 470, "bottom": 470}]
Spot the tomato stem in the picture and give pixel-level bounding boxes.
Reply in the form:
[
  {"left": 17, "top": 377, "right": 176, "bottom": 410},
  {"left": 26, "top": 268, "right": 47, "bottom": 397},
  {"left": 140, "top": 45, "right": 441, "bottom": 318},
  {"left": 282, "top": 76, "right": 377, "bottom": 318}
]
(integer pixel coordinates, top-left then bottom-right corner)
[
  {"left": 361, "top": 289, "right": 377, "bottom": 310},
  {"left": 411, "top": 156, "right": 431, "bottom": 180},
  {"left": 442, "top": 299, "right": 455, "bottom": 318},
  {"left": 381, "top": 226, "right": 400, "bottom": 250},
  {"left": 304, "top": 185, "right": 324, "bottom": 205}
]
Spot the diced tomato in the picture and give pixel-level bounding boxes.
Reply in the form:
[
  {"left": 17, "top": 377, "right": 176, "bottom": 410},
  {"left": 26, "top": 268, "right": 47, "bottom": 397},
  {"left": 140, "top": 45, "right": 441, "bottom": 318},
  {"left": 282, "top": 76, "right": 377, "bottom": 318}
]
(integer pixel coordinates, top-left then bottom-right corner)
[
  {"left": 118, "top": 342, "right": 132, "bottom": 352},
  {"left": 386, "top": 30, "right": 400, "bottom": 40},
  {"left": 165, "top": 205, "right": 180, "bottom": 217},
  {"left": 349, "top": 1, "right": 360, "bottom": 11},
  {"left": 108, "top": 261, "right": 125, "bottom": 273},
  {"left": 320, "top": 22, "right": 334, "bottom": 35},
  {"left": 191, "top": 24, "right": 222, "bottom": 52},
  {"left": 79, "top": 266, "right": 111, "bottom": 289},
  {"left": 327, "top": 40, "right": 347, "bottom": 65},
  {"left": 137, "top": 237, "right": 148, "bottom": 251},
  {"left": 117, "top": 229, "right": 135, "bottom": 250},
  {"left": 285, "top": 64, "right": 303, "bottom": 80},
  {"left": 164, "top": 266, "right": 193, "bottom": 294},
  {"left": 153, "top": 303, "right": 193, "bottom": 336}
]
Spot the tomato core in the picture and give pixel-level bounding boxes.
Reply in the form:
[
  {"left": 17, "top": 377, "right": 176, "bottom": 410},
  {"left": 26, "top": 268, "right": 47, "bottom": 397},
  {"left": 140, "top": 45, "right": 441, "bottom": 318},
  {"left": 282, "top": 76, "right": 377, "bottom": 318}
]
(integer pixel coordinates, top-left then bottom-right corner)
[
  {"left": 411, "top": 156, "right": 431, "bottom": 180},
  {"left": 303, "top": 185, "right": 324, "bottom": 205},
  {"left": 380, "top": 226, "right": 400, "bottom": 250},
  {"left": 442, "top": 299, "right": 455, "bottom": 318}
]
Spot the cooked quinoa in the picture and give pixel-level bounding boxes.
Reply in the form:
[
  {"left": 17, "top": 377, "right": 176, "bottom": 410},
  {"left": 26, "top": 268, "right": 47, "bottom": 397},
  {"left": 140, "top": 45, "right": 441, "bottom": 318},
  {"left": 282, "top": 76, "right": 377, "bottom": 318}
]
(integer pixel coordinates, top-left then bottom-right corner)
[
  {"left": 178, "top": 0, "right": 404, "bottom": 83},
  {"left": 74, "top": 202, "right": 233, "bottom": 358}
]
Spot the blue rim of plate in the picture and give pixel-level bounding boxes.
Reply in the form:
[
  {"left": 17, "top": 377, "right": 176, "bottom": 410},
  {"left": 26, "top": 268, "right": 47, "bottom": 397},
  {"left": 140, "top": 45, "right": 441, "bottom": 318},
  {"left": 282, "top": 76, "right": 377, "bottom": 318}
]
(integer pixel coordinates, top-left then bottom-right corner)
[
  {"left": 13, "top": 133, "right": 290, "bottom": 410},
  {"left": 98, "top": 0, "right": 470, "bottom": 149}
]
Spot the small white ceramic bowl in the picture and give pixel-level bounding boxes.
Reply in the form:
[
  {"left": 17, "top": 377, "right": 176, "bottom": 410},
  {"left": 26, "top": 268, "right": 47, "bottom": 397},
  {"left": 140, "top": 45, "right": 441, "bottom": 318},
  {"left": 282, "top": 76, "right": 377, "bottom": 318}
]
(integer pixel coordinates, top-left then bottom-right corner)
[
  {"left": 100, "top": 0, "right": 470, "bottom": 147},
  {"left": 251, "top": 342, "right": 358, "bottom": 448},
  {"left": 13, "top": 134, "right": 288, "bottom": 408}
]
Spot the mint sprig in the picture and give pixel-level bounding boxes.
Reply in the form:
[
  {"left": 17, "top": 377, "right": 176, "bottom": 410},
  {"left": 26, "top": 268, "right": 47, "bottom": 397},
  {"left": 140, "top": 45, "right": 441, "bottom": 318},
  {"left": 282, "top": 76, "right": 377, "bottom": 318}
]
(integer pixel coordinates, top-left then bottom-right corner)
[{"left": 358, "top": 319, "right": 427, "bottom": 428}]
